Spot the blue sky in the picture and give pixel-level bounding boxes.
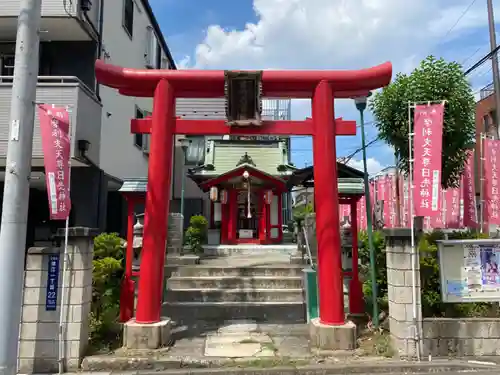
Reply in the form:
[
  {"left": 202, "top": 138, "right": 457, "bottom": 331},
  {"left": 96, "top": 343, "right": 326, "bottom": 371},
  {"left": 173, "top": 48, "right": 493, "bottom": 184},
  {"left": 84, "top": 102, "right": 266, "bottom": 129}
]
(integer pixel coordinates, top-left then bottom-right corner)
[{"left": 150, "top": 0, "right": 499, "bottom": 174}]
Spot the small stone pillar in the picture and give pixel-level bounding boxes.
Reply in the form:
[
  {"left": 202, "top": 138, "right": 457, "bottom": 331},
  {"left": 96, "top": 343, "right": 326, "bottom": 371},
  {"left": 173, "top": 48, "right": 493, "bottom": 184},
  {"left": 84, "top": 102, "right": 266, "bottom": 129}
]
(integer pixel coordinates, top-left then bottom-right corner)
[
  {"left": 304, "top": 213, "right": 317, "bottom": 260},
  {"left": 18, "top": 227, "right": 97, "bottom": 373},
  {"left": 384, "top": 218, "right": 423, "bottom": 359},
  {"left": 167, "top": 212, "right": 184, "bottom": 255}
]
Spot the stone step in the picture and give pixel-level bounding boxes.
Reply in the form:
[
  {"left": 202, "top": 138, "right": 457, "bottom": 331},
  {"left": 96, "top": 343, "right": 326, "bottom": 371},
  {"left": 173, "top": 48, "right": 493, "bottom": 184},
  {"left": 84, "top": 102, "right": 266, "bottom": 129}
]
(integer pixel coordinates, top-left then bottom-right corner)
[
  {"left": 162, "top": 301, "right": 306, "bottom": 324},
  {"left": 173, "top": 265, "right": 304, "bottom": 277},
  {"left": 203, "top": 244, "right": 297, "bottom": 257},
  {"left": 165, "top": 288, "right": 304, "bottom": 303},
  {"left": 167, "top": 275, "right": 303, "bottom": 289}
]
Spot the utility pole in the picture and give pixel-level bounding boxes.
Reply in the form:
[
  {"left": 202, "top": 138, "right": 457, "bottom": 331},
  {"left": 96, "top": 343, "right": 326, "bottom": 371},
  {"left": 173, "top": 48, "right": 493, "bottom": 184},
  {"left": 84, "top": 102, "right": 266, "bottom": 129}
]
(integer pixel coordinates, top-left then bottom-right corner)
[
  {"left": 0, "top": 1, "right": 41, "bottom": 374},
  {"left": 487, "top": 0, "right": 500, "bottom": 139}
]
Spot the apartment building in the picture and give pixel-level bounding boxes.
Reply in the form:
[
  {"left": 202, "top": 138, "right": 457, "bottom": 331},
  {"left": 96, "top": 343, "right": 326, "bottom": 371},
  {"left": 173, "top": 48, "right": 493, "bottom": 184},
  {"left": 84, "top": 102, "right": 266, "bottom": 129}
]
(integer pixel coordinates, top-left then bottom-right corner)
[{"left": 0, "top": 0, "right": 176, "bottom": 246}]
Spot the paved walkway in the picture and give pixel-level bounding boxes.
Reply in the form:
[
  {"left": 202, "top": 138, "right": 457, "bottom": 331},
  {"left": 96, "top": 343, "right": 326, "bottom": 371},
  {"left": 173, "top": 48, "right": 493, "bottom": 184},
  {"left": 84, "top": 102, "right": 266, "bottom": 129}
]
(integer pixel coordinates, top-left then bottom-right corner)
[{"left": 168, "top": 320, "right": 313, "bottom": 360}]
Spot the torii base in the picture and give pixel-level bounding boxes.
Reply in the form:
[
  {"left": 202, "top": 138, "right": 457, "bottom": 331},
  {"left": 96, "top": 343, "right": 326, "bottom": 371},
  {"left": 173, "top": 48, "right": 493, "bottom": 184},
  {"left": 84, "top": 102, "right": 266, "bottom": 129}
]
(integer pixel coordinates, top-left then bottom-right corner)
[
  {"left": 123, "top": 318, "right": 173, "bottom": 349},
  {"left": 309, "top": 318, "right": 357, "bottom": 351}
]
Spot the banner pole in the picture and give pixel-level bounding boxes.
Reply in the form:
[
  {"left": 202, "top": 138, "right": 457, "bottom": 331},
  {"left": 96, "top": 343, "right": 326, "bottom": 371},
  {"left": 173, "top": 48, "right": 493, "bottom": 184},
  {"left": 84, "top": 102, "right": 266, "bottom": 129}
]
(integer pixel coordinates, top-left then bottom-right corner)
[{"left": 58, "top": 105, "right": 73, "bottom": 374}]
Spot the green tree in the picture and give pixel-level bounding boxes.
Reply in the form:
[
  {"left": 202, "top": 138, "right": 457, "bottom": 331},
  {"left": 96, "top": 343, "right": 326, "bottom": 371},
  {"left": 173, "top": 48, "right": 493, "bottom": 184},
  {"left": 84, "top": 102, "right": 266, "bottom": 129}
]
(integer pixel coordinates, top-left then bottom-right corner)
[{"left": 370, "top": 56, "right": 476, "bottom": 188}]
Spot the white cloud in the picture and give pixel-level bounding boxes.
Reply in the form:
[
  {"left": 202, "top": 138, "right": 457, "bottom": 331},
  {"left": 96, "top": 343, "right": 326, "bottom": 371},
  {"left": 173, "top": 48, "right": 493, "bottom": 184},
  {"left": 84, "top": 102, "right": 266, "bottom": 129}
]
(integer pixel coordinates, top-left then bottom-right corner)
[
  {"left": 184, "top": 0, "right": 495, "bottom": 73},
  {"left": 164, "top": 0, "right": 495, "bottom": 168},
  {"left": 347, "top": 158, "right": 385, "bottom": 176}
]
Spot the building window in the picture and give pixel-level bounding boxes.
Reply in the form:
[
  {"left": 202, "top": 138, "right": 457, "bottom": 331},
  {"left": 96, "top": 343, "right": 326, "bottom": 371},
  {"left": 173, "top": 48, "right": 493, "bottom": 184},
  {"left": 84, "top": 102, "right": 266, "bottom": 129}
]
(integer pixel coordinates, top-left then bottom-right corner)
[
  {"left": 184, "top": 137, "right": 205, "bottom": 166},
  {"left": 0, "top": 55, "right": 14, "bottom": 76},
  {"left": 161, "top": 56, "right": 169, "bottom": 69},
  {"left": 134, "top": 106, "right": 144, "bottom": 148},
  {"left": 155, "top": 41, "right": 161, "bottom": 69},
  {"left": 123, "top": 0, "right": 134, "bottom": 38},
  {"left": 145, "top": 26, "right": 154, "bottom": 67}
]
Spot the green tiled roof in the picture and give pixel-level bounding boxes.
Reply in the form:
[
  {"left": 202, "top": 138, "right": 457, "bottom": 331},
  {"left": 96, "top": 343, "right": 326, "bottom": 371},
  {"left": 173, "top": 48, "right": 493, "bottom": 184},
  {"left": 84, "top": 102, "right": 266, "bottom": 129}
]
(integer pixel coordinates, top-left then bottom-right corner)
[{"left": 211, "top": 142, "right": 284, "bottom": 175}]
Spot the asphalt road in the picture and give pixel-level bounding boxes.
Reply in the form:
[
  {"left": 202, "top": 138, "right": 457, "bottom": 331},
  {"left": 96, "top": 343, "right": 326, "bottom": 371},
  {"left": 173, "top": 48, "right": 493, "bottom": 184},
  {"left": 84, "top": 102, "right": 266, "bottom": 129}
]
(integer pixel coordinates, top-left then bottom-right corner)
[{"left": 122, "top": 368, "right": 500, "bottom": 375}]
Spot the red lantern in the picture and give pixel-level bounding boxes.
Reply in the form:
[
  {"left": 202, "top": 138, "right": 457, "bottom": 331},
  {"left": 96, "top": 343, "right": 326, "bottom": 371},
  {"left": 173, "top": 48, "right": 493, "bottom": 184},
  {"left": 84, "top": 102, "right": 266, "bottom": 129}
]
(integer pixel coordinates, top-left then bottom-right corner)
[
  {"left": 209, "top": 186, "right": 218, "bottom": 202},
  {"left": 264, "top": 190, "right": 273, "bottom": 205},
  {"left": 220, "top": 189, "right": 228, "bottom": 204}
]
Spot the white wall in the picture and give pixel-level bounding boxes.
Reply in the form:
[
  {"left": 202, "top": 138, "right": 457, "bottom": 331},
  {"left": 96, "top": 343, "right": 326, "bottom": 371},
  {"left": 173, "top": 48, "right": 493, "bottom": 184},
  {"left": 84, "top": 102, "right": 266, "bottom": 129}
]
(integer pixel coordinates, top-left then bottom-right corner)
[{"left": 99, "top": 0, "right": 167, "bottom": 180}]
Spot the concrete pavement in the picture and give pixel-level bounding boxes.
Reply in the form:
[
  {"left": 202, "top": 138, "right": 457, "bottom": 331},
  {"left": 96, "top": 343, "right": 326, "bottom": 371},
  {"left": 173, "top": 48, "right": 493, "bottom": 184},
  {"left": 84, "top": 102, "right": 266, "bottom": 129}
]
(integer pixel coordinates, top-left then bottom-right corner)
[{"left": 28, "top": 364, "right": 500, "bottom": 375}]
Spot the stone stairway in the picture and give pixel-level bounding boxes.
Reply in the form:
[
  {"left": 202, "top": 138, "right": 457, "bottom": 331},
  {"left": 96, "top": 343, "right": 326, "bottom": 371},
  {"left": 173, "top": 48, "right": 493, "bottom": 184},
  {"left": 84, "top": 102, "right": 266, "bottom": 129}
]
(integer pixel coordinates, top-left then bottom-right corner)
[{"left": 162, "top": 252, "right": 306, "bottom": 325}]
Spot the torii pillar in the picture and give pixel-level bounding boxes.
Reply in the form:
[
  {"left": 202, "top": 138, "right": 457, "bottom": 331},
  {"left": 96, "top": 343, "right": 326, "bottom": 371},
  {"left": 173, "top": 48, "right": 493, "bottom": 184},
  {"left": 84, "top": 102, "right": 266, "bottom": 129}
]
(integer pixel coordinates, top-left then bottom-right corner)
[{"left": 94, "top": 60, "right": 392, "bottom": 351}]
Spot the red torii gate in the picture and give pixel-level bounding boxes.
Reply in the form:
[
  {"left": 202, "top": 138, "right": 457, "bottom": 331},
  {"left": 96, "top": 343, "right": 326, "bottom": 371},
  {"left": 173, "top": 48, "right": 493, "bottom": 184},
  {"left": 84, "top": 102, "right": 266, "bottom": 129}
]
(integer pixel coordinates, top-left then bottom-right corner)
[{"left": 95, "top": 60, "right": 392, "bottom": 327}]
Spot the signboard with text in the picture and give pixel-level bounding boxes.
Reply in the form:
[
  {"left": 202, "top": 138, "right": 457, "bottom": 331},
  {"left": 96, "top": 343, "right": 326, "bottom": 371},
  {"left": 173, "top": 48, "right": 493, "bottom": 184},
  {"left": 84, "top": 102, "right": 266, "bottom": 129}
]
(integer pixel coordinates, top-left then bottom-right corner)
[
  {"left": 438, "top": 239, "right": 500, "bottom": 303},
  {"left": 45, "top": 254, "right": 60, "bottom": 311}
]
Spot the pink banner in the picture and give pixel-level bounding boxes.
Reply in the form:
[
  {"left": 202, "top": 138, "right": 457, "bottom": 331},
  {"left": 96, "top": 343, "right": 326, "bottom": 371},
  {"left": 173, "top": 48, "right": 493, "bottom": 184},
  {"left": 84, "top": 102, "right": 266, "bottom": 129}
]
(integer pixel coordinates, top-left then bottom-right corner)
[
  {"left": 462, "top": 150, "right": 477, "bottom": 228},
  {"left": 412, "top": 103, "right": 444, "bottom": 217},
  {"left": 369, "top": 181, "right": 375, "bottom": 223},
  {"left": 429, "top": 189, "right": 445, "bottom": 229},
  {"left": 38, "top": 105, "right": 71, "bottom": 220},
  {"left": 444, "top": 188, "right": 461, "bottom": 228},
  {"left": 386, "top": 174, "right": 396, "bottom": 228},
  {"left": 339, "top": 204, "right": 350, "bottom": 222},
  {"left": 357, "top": 196, "right": 367, "bottom": 230},
  {"left": 376, "top": 175, "right": 390, "bottom": 226},
  {"left": 399, "top": 175, "right": 408, "bottom": 227},
  {"left": 483, "top": 139, "right": 500, "bottom": 225}
]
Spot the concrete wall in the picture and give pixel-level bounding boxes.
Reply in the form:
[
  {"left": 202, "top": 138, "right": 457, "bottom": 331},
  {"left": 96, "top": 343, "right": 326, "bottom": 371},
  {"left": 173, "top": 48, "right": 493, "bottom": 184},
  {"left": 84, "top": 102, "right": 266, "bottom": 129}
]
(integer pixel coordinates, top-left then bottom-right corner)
[
  {"left": 384, "top": 226, "right": 422, "bottom": 359},
  {"left": 423, "top": 318, "right": 500, "bottom": 357},
  {"left": 384, "top": 221, "right": 500, "bottom": 359},
  {"left": 19, "top": 227, "right": 95, "bottom": 373}
]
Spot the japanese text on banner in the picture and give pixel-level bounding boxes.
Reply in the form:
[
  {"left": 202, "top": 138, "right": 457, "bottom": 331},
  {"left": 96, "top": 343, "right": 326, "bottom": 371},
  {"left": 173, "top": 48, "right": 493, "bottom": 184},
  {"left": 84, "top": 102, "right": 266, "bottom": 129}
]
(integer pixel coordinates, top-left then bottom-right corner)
[
  {"left": 483, "top": 139, "right": 500, "bottom": 225},
  {"left": 413, "top": 103, "right": 445, "bottom": 217},
  {"left": 357, "top": 196, "right": 367, "bottom": 230},
  {"left": 462, "top": 150, "right": 477, "bottom": 228},
  {"left": 38, "top": 105, "right": 71, "bottom": 220}
]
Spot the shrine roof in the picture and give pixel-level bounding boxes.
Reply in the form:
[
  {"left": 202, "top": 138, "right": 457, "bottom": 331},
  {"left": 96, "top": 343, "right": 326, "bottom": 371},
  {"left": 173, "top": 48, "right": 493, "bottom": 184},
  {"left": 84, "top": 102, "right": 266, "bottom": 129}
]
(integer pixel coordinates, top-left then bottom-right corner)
[
  {"left": 192, "top": 139, "right": 295, "bottom": 177},
  {"left": 287, "top": 163, "right": 366, "bottom": 191},
  {"left": 192, "top": 163, "right": 287, "bottom": 192},
  {"left": 95, "top": 60, "right": 393, "bottom": 98}
]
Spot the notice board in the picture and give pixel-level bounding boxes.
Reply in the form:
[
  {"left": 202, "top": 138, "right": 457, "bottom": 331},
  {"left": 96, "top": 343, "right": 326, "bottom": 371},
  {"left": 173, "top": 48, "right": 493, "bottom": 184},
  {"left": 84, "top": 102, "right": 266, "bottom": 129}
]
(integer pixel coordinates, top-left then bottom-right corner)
[{"left": 437, "top": 239, "right": 500, "bottom": 303}]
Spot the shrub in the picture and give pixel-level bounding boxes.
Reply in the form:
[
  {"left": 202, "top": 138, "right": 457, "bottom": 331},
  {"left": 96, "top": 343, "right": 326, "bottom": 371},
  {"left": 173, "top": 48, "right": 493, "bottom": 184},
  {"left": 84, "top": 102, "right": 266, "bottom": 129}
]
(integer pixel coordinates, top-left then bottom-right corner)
[
  {"left": 185, "top": 215, "right": 208, "bottom": 253},
  {"left": 358, "top": 230, "right": 388, "bottom": 314},
  {"left": 89, "top": 232, "right": 125, "bottom": 352},
  {"left": 292, "top": 203, "right": 313, "bottom": 225}
]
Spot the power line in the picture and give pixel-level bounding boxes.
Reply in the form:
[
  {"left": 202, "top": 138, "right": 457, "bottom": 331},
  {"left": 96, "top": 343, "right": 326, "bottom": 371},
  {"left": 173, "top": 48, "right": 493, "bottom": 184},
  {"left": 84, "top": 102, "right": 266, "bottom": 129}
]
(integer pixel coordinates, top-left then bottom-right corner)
[
  {"left": 461, "top": 45, "right": 484, "bottom": 66},
  {"left": 464, "top": 43, "right": 500, "bottom": 75},
  {"left": 440, "top": 0, "right": 478, "bottom": 45},
  {"left": 341, "top": 136, "right": 382, "bottom": 164},
  {"left": 428, "top": 0, "right": 478, "bottom": 56}
]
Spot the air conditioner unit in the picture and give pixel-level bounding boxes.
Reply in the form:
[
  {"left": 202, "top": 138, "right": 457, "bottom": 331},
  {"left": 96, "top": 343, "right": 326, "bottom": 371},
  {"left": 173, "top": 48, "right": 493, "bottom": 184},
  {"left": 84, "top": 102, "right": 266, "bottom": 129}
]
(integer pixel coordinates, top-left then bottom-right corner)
[{"left": 81, "top": 0, "right": 92, "bottom": 12}]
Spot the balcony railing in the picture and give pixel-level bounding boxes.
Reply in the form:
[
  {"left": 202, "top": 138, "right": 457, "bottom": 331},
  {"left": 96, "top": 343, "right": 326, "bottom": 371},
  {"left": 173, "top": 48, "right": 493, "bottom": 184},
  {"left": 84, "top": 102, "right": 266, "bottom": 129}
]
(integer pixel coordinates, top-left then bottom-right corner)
[
  {"left": 480, "top": 82, "right": 495, "bottom": 100},
  {"left": 0, "top": 0, "right": 100, "bottom": 41},
  {"left": 0, "top": 76, "right": 102, "bottom": 165}
]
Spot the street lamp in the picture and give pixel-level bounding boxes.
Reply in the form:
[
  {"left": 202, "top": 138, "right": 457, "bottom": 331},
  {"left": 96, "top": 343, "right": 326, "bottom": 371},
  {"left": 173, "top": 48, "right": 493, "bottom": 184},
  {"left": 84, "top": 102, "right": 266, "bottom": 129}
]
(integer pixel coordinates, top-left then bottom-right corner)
[
  {"left": 179, "top": 138, "right": 192, "bottom": 222},
  {"left": 354, "top": 92, "right": 379, "bottom": 328}
]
